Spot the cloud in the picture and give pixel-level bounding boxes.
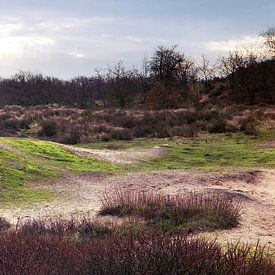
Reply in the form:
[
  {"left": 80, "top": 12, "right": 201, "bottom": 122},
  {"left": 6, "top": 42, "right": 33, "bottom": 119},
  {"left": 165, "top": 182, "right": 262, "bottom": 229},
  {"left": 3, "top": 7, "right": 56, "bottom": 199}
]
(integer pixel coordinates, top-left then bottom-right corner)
[
  {"left": 100, "top": 34, "right": 113, "bottom": 38},
  {"left": 205, "top": 36, "right": 265, "bottom": 53},
  {"left": 68, "top": 52, "right": 85, "bottom": 58},
  {"left": 0, "top": 12, "right": 120, "bottom": 73},
  {"left": 0, "top": 36, "right": 56, "bottom": 61},
  {"left": 125, "top": 36, "right": 143, "bottom": 43}
]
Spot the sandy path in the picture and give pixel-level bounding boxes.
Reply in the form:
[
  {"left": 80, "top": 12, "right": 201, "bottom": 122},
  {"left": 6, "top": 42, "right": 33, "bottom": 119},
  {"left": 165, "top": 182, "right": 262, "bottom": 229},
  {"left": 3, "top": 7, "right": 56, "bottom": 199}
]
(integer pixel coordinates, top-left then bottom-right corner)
[
  {"left": 2, "top": 168, "right": 275, "bottom": 248},
  {"left": 56, "top": 143, "right": 169, "bottom": 164}
]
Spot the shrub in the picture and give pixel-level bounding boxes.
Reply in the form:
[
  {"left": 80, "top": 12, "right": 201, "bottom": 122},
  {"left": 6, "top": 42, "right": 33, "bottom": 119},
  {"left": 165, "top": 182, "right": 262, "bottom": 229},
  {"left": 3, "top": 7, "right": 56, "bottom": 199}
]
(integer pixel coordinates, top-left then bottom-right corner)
[
  {"left": 239, "top": 115, "right": 259, "bottom": 135},
  {"left": 0, "top": 233, "right": 85, "bottom": 274},
  {"left": 38, "top": 120, "right": 58, "bottom": 137},
  {"left": 0, "top": 104, "right": 266, "bottom": 142},
  {"left": 146, "top": 82, "right": 181, "bottom": 110},
  {"left": 133, "top": 126, "right": 153, "bottom": 138},
  {"left": 99, "top": 190, "right": 242, "bottom": 232},
  {"left": 17, "top": 216, "right": 111, "bottom": 240},
  {"left": 207, "top": 117, "right": 228, "bottom": 133},
  {"left": 110, "top": 129, "right": 133, "bottom": 141},
  {"left": 3, "top": 118, "right": 22, "bottom": 131},
  {"left": 0, "top": 217, "right": 11, "bottom": 231},
  {"left": 58, "top": 126, "right": 82, "bottom": 144},
  {"left": 101, "top": 134, "right": 112, "bottom": 142},
  {"left": 0, "top": 230, "right": 274, "bottom": 274}
]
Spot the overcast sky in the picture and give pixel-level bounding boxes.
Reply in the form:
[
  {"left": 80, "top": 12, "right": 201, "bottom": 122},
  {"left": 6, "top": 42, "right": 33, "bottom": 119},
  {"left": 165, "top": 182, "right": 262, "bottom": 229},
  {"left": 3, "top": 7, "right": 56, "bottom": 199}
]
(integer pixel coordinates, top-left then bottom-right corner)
[{"left": 0, "top": 0, "right": 274, "bottom": 78}]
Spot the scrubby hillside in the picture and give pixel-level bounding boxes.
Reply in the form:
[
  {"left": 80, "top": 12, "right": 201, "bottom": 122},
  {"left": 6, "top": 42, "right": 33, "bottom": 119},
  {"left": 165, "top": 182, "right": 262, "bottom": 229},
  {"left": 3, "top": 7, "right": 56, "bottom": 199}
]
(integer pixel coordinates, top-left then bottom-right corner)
[{"left": 0, "top": 104, "right": 274, "bottom": 144}]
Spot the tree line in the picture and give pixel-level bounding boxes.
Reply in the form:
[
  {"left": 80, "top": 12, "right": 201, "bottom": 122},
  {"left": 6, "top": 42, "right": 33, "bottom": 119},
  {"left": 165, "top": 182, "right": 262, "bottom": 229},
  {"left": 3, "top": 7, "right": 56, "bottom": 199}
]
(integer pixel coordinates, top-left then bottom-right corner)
[{"left": 0, "top": 28, "right": 274, "bottom": 108}]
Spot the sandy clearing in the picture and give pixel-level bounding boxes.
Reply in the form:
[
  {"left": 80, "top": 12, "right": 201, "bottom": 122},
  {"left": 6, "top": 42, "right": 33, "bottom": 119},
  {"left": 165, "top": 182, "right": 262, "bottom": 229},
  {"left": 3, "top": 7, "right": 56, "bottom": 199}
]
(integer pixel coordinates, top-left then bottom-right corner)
[
  {"left": 2, "top": 168, "right": 275, "bottom": 248},
  {"left": 57, "top": 143, "right": 169, "bottom": 164}
]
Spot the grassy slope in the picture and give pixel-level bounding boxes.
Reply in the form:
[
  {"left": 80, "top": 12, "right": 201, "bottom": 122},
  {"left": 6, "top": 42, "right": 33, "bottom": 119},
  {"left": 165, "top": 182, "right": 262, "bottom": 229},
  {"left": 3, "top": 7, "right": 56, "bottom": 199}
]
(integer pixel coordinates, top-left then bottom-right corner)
[
  {"left": 0, "top": 138, "right": 119, "bottom": 206},
  {"left": 0, "top": 129, "right": 274, "bottom": 205},
  {"left": 0, "top": 147, "right": 56, "bottom": 206},
  {"left": 2, "top": 138, "right": 119, "bottom": 173}
]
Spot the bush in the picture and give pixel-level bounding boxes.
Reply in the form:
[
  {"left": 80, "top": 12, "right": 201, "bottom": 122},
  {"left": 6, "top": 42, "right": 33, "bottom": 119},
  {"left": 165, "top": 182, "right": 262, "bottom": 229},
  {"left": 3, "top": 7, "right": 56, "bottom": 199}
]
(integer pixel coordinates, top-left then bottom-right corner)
[
  {"left": 99, "top": 190, "right": 242, "bottom": 232},
  {"left": 17, "top": 216, "right": 111, "bottom": 240},
  {"left": 101, "top": 134, "right": 112, "bottom": 142},
  {"left": 110, "top": 129, "right": 133, "bottom": 141},
  {"left": 3, "top": 118, "right": 22, "bottom": 131},
  {"left": 146, "top": 83, "right": 181, "bottom": 110},
  {"left": 0, "top": 230, "right": 274, "bottom": 274},
  {"left": 0, "top": 218, "right": 11, "bottom": 231},
  {"left": 38, "top": 120, "right": 58, "bottom": 137},
  {"left": 58, "top": 128, "right": 82, "bottom": 144},
  {"left": 207, "top": 117, "right": 228, "bottom": 133},
  {"left": 0, "top": 104, "right": 266, "bottom": 142},
  {"left": 0, "top": 233, "right": 85, "bottom": 274},
  {"left": 133, "top": 126, "right": 153, "bottom": 138},
  {"left": 239, "top": 115, "right": 259, "bottom": 135}
]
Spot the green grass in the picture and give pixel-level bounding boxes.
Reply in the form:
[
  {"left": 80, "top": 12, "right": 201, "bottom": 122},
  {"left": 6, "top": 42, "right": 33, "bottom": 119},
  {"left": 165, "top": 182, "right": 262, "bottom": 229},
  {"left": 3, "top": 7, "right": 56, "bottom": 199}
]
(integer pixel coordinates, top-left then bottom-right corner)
[
  {"left": 0, "top": 138, "right": 119, "bottom": 205},
  {"left": 0, "top": 148, "right": 56, "bottom": 206},
  {"left": 80, "top": 130, "right": 275, "bottom": 171},
  {"left": 2, "top": 138, "right": 120, "bottom": 173},
  {"left": 132, "top": 134, "right": 275, "bottom": 171}
]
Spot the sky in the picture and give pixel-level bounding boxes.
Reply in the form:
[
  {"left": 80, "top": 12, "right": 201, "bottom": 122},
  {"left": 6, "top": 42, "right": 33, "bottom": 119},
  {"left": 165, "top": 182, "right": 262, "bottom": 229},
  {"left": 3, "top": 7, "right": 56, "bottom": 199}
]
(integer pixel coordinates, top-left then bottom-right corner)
[{"left": 0, "top": 0, "right": 274, "bottom": 79}]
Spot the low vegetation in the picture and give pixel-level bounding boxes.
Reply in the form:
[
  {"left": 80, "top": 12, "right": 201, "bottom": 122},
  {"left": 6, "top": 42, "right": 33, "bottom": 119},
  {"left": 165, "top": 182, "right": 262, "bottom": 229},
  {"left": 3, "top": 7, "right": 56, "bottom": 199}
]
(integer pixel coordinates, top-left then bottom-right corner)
[
  {"left": 0, "top": 216, "right": 273, "bottom": 274},
  {"left": 16, "top": 216, "right": 112, "bottom": 240},
  {"left": 0, "top": 105, "right": 229, "bottom": 143},
  {"left": 99, "top": 190, "right": 242, "bottom": 232},
  {"left": 1, "top": 103, "right": 274, "bottom": 144}
]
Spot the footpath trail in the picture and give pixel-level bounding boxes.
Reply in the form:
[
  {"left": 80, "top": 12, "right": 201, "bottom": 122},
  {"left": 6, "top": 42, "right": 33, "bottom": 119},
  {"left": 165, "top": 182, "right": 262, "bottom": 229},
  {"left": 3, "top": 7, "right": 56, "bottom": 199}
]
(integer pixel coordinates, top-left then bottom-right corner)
[{"left": 53, "top": 142, "right": 169, "bottom": 164}]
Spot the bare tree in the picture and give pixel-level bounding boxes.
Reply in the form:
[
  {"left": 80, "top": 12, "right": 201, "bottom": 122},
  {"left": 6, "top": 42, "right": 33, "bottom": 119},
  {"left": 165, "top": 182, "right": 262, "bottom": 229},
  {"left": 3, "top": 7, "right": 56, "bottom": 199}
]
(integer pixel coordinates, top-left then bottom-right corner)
[
  {"left": 149, "top": 45, "right": 183, "bottom": 84},
  {"left": 107, "top": 62, "right": 141, "bottom": 108},
  {"left": 71, "top": 76, "right": 94, "bottom": 107},
  {"left": 198, "top": 55, "right": 216, "bottom": 82}
]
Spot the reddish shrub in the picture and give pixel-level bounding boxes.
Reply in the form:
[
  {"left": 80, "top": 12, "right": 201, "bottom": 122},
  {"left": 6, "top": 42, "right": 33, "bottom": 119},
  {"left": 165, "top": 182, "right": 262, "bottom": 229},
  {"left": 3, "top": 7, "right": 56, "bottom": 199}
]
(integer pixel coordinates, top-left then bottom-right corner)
[
  {"left": 0, "top": 230, "right": 273, "bottom": 274},
  {"left": 99, "top": 190, "right": 242, "bottom": 231},
  {"left": 146, "top": 82, "right": 181, "bottom": 110}
]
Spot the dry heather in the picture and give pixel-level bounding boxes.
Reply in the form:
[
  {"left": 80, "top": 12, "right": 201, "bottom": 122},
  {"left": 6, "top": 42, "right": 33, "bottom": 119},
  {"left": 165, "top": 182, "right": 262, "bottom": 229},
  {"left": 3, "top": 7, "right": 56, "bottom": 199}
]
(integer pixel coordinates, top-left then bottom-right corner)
[
  {"left": 2, "top": 104, "right": 273, "bottom": 144},
  {"left": 99, "top": 190, "right": 242, "bottom": 232},
  {"left": 1, "top": 104, "right": 274, "bottom": 144},
  {"left": 0, "top": 216, "right": 274, "bottom": 274}
]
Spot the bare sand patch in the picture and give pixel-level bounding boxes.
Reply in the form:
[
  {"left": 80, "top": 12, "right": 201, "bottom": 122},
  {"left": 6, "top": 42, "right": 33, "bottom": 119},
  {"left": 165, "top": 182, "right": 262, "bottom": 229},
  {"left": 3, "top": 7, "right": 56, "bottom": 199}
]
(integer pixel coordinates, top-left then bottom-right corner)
[{"left": 58, "top": 143, "right": 169, "bottom": 164}]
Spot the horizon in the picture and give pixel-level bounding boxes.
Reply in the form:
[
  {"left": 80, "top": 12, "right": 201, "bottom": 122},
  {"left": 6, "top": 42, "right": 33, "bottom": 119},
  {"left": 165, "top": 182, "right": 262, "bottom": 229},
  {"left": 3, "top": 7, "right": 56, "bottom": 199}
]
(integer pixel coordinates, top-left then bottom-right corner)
[{"left": 0, "top": 0, "right": 274, "bottom": 79}]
